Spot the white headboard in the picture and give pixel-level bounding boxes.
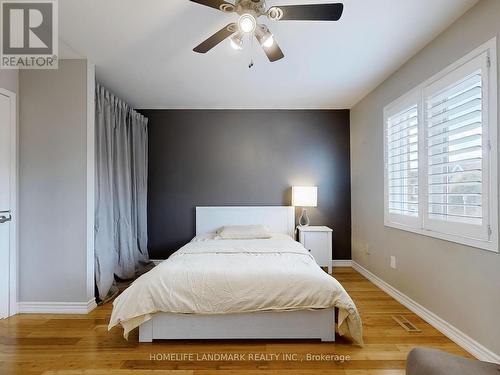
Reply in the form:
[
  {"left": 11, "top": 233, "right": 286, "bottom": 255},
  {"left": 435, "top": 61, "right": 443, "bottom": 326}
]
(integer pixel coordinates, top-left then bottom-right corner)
[{"left": 196, "top": 206, "right": 295, "bottom": 238}]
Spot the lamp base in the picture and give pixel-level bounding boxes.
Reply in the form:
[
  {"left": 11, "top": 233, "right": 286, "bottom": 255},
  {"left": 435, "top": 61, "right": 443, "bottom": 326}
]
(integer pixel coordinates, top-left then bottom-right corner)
[{"left": 298, "top": 208, "right": 310, "bottom": 227}]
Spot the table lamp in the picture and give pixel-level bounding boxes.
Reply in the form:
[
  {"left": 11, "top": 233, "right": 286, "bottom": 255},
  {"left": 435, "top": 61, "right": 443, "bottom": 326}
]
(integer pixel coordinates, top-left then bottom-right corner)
[{"left": 292, "top": 186, "right": 318, "bottom": 227}]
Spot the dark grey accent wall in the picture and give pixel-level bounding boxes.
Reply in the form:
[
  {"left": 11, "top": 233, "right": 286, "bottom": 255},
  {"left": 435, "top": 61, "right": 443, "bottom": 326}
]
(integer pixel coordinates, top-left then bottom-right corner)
[{"left": 140, "top": 110, "right": 351, "bottom": 260}]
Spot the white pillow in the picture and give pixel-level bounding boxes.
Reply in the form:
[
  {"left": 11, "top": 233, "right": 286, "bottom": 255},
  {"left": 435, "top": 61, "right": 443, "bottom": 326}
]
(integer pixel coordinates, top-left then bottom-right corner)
[{"left": 216, "top": 225, "right": 272, "bottom": 239}]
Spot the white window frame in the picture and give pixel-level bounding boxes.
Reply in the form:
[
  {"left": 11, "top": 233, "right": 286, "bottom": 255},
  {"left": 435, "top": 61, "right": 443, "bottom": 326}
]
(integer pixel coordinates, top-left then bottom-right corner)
[{"left": 383, "top": 38, "right": 498, "bottom": 252}]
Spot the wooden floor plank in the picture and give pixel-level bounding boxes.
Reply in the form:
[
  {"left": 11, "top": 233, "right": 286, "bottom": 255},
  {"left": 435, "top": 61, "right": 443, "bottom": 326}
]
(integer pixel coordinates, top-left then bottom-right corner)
[{"left": 0, "top": 267, "right": 472, "bottom": 374}]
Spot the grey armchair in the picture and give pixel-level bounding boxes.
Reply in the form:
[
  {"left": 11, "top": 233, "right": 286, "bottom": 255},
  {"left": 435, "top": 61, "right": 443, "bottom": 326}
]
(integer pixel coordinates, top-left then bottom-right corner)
[{"left": 407, "top": 348, "right": 499, "bottom": 375}]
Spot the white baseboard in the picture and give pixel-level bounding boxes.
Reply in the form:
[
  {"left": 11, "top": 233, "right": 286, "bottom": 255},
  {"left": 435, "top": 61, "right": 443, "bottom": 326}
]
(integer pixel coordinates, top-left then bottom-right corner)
[
  {"left": 352, "top": 261, "right": 500, "bottom": 364},
  {"left": 87, "top": 298, "right": 97, "bottom": 313},
  {"left": 333, "top": 260, "right": 352, "bottom": 267},
  {"left": 18, "top": 299, "right": 97, "bottom": 314}
]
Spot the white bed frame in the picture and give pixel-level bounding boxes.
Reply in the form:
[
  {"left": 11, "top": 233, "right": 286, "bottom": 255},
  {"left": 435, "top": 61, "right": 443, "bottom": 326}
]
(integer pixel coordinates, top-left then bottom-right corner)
[{"left": 139, "top": 206, "right": 335, "bottom": 343}]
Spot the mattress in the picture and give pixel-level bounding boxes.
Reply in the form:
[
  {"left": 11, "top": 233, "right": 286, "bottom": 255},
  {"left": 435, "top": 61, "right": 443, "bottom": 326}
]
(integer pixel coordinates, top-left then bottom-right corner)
[{"left": 108, "top": 233, "right": 363, "bottom": 344}]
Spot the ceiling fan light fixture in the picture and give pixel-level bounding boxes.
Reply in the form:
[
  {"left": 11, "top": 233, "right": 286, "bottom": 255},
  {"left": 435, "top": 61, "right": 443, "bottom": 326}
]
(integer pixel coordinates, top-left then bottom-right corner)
[
  {"left": 230, "top": 33, "right": 244, "bottom": 50},
  {"left": 255, "top": 25, "right": 274, "bottom": 48},
  {"left": 238, "top": 14, "right": 256, "bottom": 33}
]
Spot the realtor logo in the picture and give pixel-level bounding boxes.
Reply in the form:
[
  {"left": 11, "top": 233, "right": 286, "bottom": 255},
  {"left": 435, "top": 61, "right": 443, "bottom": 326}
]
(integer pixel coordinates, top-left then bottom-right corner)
[{"left": 1, "top": 0, "right": 58, "bottom": 69}]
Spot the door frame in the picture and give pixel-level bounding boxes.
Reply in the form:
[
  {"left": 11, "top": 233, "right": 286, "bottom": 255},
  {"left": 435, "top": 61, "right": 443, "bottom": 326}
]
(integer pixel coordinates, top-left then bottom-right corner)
[{"left": 0, "top": 87, "right": 18, "bottom": 317}]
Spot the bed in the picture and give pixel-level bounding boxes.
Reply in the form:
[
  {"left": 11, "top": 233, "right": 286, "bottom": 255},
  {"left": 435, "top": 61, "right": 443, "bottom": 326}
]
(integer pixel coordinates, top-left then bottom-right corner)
[{"left": 108, "top": 206, "right": 363, "bottom": 344}]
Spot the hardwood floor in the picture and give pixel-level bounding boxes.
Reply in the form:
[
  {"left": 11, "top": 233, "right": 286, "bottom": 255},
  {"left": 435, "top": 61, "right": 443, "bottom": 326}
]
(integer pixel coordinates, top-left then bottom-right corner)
[{"left": 0, "top": 267, "right": 472, "bottom": 375}]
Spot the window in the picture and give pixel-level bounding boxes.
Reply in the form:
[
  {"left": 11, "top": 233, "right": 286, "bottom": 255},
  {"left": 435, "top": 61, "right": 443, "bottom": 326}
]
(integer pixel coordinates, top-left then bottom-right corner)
[
  {"left": 384, "top": 39, "right": 498, "bottom": 252},
  {"left": 384, "top": 93, "right": 420, "bottom": 228}
]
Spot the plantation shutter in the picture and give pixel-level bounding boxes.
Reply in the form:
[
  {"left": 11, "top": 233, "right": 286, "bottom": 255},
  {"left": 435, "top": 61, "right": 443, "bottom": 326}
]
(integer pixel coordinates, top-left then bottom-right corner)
[
  {"left": 384, "top": 93, "right": 420, "bottom": 227},
  {"left": 423, "top": 52, "right": 490, "bottom": 240}
]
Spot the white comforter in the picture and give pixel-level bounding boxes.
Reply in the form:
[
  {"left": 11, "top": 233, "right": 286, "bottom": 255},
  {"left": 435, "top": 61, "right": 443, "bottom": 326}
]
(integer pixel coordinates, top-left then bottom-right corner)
[{"left": 108, "top": 235, "right": 363, "bottom": 345}]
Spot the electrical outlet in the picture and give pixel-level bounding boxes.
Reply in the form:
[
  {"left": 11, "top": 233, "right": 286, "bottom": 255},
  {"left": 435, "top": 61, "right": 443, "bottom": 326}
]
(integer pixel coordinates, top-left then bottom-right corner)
[
  {"left": 390, "top": 256, "right": 397, "bottom": 269},
  {"left": 365, "top": 243, "right": 371, "bottom": 255}
]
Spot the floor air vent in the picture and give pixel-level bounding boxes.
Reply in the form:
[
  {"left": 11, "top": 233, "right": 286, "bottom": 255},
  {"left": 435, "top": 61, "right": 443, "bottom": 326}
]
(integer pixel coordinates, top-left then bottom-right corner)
[{"left": 391, "top": 315, "right": 422, "bottom": 332}]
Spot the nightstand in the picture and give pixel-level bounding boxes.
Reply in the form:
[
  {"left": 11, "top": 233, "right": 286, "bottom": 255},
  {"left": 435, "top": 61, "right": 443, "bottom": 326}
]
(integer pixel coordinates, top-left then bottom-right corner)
[{"left": 298, "top": 226, "right": 333, "bottom": 274}]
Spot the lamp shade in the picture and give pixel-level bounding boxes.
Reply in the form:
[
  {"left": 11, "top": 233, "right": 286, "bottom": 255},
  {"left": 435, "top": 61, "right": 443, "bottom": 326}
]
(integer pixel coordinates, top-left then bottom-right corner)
[{"left": 292, "top": 186, "right": 318, "bottom": 207}]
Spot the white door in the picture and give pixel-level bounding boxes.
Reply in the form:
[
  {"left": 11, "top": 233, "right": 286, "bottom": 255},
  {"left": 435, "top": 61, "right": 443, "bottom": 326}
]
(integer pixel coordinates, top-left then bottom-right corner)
[{"left": 0, "top": 89, "right": 16, "bottom": 319}]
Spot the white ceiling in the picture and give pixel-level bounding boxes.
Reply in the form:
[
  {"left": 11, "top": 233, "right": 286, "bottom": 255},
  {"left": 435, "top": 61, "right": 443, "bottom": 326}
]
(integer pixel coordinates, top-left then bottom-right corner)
[{"left": 60, "top": 0, "right": 478, "bottom": 109}]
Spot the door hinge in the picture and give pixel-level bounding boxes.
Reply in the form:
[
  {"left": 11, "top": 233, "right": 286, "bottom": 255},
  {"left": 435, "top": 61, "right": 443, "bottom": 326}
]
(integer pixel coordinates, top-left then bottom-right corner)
[
  {"left": 487, "top": 56, "right": 491, "bottom": 68},
  {"left": 488, "top": 225, "right": 492, "bottom": 239}
]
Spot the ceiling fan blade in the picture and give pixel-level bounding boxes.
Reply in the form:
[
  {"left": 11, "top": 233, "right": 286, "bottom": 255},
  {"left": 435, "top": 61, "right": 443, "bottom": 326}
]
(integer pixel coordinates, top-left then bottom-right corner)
[
  {"left": 193, "top": 23, "right": 237, "bottom": 53},
  {"left": 268, "top": 3, "right": 344, "bottom": 21},
  {"left": 255, "top": 34, "right": 284, "bottom": 62},
  {"left": 189, "top": 0, "right": 234, "bottom": 12}
]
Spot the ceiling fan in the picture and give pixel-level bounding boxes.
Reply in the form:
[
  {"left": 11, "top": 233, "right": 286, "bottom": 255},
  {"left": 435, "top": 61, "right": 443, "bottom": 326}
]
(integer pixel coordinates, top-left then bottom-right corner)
[{"left": 190, "top": 0, "right": 344, "bottom": 63}]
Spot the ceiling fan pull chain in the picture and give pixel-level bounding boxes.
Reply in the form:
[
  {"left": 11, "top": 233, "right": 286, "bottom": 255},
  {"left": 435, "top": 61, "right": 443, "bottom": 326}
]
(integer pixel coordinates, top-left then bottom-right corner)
[{"left": 249, "top": 34, "right": 254, "bottom": 69}]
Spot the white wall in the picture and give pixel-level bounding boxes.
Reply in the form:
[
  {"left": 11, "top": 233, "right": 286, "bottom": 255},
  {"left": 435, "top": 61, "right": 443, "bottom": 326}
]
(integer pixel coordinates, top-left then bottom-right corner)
[
  {"left": 0, "top": 70, "right": 18, "bottom": 94},
  {"left": 18, "top": 60, "right": 94, "bottom": 306},
  {"left": 351, "top": 0, "right": 500, "bottom": 359}
]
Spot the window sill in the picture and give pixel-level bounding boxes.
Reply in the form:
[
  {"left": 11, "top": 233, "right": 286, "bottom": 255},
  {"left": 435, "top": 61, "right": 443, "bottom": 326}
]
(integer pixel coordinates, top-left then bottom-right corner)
[{"left": 384, "top": 220, "right": 498, "bottom": 253}]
